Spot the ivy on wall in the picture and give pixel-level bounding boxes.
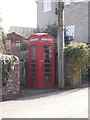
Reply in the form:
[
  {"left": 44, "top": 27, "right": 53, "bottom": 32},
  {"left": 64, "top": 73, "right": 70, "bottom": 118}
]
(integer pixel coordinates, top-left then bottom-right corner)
[{"left": 0, "top": 54, "right": 19, "bottom": 86}]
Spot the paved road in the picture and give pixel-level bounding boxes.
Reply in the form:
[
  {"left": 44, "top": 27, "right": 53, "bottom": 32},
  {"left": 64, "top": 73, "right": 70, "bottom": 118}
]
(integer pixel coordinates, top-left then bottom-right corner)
[{"left": 0, "top": 88, "right": 88, "bottom": 118}]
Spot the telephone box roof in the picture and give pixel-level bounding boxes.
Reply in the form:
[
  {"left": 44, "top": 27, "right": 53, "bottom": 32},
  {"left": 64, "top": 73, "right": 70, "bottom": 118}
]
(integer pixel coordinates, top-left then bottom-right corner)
[
  {"left": 35, "top": 33, "right": 48, "bottom": 36},
  {"left": 27, "top": 33, "right": 54, "bottom": 40}
]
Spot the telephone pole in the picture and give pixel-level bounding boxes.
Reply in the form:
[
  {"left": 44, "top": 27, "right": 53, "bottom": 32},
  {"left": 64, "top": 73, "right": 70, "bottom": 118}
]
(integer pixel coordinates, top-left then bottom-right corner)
[{"left": 57, "top": 1, "right": 64, "bottom": 88}]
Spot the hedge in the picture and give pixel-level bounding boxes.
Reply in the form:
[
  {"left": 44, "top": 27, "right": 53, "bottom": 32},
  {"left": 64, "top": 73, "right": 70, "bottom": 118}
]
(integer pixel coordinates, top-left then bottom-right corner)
[{"left": 64, "top": 43, "right": 89, "bottom": 71}]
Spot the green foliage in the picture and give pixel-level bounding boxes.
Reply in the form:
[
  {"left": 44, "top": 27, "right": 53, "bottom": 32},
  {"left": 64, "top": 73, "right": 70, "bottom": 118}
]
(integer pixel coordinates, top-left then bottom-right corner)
[
  {"left": 0, "top": 41, "right": 5, "bottom": 53},
  {"left": 42, "top": 24, "right": 58, "bottom": 39},
  {"left": 0, "top": 54, "right": 19, "bottom": 86},
  {"left": 0, "top": 27, "right": 7, "bottom": 40},
  {"left": 34, "top": 23, "right": 58, "bottom": 39},
  {"left": 20, "top": 42, "right": 28, "bottom": 51},
  {"left": 88, "top": 48, "right": 90, "bottom": 66},
  {"left": 34, "top": 24, "right": 58, "bottom": 52},
  {"left": 64, "top": 43, "right": 89, "bottom": 71},
  {"left": 81, "top": 68, "right": 88, "bottom": 81},
  {"left": 0, "top": 24, "right": 7, "bottom": 53}
]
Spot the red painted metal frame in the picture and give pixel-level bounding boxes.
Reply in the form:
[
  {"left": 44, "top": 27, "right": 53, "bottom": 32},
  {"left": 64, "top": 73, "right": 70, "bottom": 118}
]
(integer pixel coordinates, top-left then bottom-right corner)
[{"left": 28, "top": 33, "right": 55, "bottom": 88}]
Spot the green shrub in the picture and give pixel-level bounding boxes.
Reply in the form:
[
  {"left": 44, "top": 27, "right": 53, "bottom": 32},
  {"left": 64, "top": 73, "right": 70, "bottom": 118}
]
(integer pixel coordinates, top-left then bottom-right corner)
[
  {"left": 88, "top": 48, "right": 90, "bottom": 67},
  {"left": 0, "top": 41, "right": 5, "bottom": 53},
  {"left": 34, "top": 23, "right": 58, "bottom": 39},
  {"left": 64, "top": 43, "right": 89, "bottom": 71},
  {"left": 0, "top": 54, "right": 19, "bottom": 86},
  {"left": 20, "top": 42, "right": 28, "bottom": 51}
]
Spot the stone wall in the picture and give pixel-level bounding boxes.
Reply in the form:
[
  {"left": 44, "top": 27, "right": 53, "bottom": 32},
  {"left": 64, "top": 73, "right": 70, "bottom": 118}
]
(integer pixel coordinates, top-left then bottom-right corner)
[
  {"left": 64, "top": 58, "right": 81, "bottom": 87},
  {"left": 2, "top": 64, "right": 20, "bottom": 101}
]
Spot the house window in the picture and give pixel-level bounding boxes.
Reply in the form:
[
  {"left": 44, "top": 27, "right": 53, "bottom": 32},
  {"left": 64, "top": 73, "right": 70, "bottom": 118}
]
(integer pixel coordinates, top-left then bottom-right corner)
[
  {"left": 64, "top": 25, "right": 75, "bottom": 45},
  {"left": 74, "top": 0, "right": 84, "bottom": 2},
  {"left": 5, "top": 39, "right": 11, "bottom": 50},
  {"left": 64, "top": 0, "right": 83, "bottom": 5},
  {"left": 16, "top": 43, "right": 20, "bottom": 46},
  {"left": 64, "top": 0, "right": 72, "bottom": 5},
  {"left": 43, "top": 0, "right": 51, "bottom": 12},
  {"left": 6, "top": 39, "right": 11, "bottom": 46}
]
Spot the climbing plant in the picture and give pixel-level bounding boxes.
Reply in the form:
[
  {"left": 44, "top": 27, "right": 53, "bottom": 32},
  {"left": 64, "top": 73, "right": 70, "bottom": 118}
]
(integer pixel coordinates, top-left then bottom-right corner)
[{"left": 0, "top": 54, "right": 19, "bottom": 86}]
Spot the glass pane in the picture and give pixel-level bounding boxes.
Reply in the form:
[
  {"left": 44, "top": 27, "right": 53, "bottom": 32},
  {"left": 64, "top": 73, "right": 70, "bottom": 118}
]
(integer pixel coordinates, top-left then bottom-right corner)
[
  {"left": 44, "top": 50, "right": 49, "bottom": 53},
  {"left": 32, "top": 69, "right": 36, "bottom": 72},
  {"left": 31, "top": 45, "right": 36, "bottom": 49},
  {"left": 44, "top": 69, "right": 51, "bottom": 72},
  {"left": 44, "top": 54, "right": 51, "bottom": 58},
  {"left": 31, "top": 50, "right": 36, "bottom": 54},
  {"left": 44, "top": 45, "right": 50, "bottom": 49},
  {"left": 32, "top": 78, "right": 36, "bottom": 82},
  {"left": 43, "top": 0, "right": 51, "bottom": 12},
  {"left": 32, "top": 73, "right": 36, "bottom": 76},
  {"left": 44, "top": 45, "right": 51, "bottom": 50},
  {"left": 44, "top": 55, "right": 49, "bottom": 58},
  {"left": 44, "top": 59, "right": 51, "bottom": 63},
  {"left": 31, "top": 54, "right": 36, "bottom": 58},
  {"left": 31, "top": 59, "right": 36, "bottom": 63},
  {"left": 44, "top": 64, "right": 51, "bottom": 67},
  {"left": 44, "top": 73, "right": 51, "bottom": 77},
  {"left": 32, "top": 64, "right": 36, "bottom": 67}
]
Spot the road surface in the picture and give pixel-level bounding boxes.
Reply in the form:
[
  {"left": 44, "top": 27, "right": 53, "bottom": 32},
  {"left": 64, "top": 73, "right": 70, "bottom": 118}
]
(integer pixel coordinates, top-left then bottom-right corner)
[{"left": 0, "top": 88, "right": 88, "bottom": 118}]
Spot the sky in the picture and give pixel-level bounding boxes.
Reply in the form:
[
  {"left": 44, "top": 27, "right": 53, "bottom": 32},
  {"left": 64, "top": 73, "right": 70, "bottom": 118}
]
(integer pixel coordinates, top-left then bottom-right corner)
[{"left": 0, "top": 0, "right": 37, "bottom": 32}]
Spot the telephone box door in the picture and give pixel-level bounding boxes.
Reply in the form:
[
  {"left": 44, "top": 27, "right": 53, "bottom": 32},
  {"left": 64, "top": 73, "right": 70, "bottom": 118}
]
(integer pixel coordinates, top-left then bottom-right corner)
[
  {"left": 28, "top": 43, "right": 39, "bottom": 87},
  {"left": 28, "top": 43, "right": 55, "bottom": 88},
  {"left": 28, "top": 34, "right": 55, "bottom": 88},
  {"left": 40, "top": 43, "right": 55, "bottom": 88}
]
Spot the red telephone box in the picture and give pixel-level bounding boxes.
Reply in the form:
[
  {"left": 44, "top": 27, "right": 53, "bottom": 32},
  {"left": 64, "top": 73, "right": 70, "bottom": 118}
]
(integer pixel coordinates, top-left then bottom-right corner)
[{"left": 28, "top": 33, "right": 55, "bottom": 88}]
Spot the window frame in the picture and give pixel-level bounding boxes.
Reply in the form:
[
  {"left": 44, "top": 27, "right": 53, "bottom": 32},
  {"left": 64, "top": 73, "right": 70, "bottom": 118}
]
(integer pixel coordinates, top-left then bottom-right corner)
[
  {"left": 42, "top": 0, "right": 51, "bottom": 12},
  {"left": 64, "top": 25, "right": 75, "bottom": 44}
]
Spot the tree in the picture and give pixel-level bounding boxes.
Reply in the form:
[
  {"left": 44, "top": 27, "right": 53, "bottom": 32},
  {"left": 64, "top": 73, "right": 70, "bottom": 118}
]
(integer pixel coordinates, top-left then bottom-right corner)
[
  {"left": 34, "top": 24, "right": 74, "bottom": 46},
  {"left": 34, "top": 24, "right": 75, "bottom": 52},
  {"left": 34, "top": 23, "right": 58, "bottom": 39},
  {"left": 34, "top": 24, "right": 58, "bottom": 52},
  {"left": 0, "top": 17, "right": 6, "bottom": 53},
  {"left": 0, "top": 17, "right": 2, "bottom": 40}
]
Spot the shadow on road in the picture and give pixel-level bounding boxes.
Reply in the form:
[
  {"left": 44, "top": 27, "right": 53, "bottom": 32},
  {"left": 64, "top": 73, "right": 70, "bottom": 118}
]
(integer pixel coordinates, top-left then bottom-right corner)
[{"left": 14, "top": 86, "right": 88, "bottom": 101}]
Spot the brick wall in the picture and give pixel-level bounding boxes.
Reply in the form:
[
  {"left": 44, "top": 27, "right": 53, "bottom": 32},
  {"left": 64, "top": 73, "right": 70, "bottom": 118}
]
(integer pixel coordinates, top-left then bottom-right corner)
[{"left": 2, "top": 64, "right": 20, "bottom": 101}]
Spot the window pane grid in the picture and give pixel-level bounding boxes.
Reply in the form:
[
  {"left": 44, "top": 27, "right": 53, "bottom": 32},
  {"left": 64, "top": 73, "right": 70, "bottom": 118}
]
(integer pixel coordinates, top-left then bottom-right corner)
[{"left": 43, "top": 0, "right": 51, "bottom": 12}]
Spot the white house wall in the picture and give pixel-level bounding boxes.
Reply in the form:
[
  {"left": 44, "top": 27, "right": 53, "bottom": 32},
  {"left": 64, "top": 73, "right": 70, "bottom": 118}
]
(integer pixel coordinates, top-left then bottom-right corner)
[
  {"left": 37, "top": 2, "right": 58, "bottom": 28},
  {"left": 64, "top": 2, "right": 88, "bottom": 43}
]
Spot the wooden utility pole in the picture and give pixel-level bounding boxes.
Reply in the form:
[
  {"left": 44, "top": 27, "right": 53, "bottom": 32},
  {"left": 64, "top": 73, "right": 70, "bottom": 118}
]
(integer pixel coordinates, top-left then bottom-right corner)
[{"left": 57, "top": 1, "right": 64, "bottom": 88}]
